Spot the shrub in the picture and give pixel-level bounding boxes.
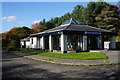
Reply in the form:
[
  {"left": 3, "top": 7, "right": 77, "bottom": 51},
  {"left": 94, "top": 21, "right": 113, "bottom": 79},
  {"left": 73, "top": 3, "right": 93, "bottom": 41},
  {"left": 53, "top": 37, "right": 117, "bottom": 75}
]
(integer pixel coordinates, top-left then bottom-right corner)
[
  {"left": 6, "top": 46, "right": 17, "bottom": 51},
  {"left": 116, "top": 42, "right": 120, "bottom": 50},
  {"left": 9, "top": 40, "right": 19, "bottom": 48},
  {"left": 6, "top": 40, "right": 20, "bottom": 51}
]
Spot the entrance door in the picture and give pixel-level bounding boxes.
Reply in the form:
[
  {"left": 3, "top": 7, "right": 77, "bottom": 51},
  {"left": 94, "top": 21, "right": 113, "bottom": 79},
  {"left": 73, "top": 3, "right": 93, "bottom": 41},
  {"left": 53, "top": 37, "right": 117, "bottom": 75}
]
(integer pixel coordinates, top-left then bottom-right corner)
[
  {"left": 37, "top": 38, "right": 40, "bottom": 49},
  {"left": 45, "top": 36, "right": 49, "bottom": 49},
  {"left": 53, "top": 35, "right": 61, "bottom": 50},
  {"left": 87, "top": 35, "right": 98, "bottom": 50}
]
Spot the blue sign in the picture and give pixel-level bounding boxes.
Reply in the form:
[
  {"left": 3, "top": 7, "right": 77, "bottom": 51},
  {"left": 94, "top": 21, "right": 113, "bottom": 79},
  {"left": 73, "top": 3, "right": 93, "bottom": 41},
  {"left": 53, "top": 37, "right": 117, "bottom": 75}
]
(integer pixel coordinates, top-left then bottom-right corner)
[{"left": 85, "top": 31, "right": 101, "bottom": 35}]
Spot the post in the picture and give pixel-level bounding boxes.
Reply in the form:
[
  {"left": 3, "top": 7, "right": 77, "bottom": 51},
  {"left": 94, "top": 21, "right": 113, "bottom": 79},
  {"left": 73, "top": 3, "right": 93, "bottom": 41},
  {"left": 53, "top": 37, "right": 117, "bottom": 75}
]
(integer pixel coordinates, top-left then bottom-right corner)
[
  {"left": 83, "top": 35, "right": 87, "bottom": 51},
  {"left": 49, "top": 35, "right": 53, "bottom": 51},
  {"left": 20, "top": 39, "right": 23, "bottom": 49},
  {"left": 110, "top": 36, "right": 116, "bottom": 49},
  {"left": 99, "top": 36, "right": 102, "bottom": 49},
  {"left": 61, "top": 34, "right": 67, "bottom": 53},
  {"left": 97, "top": 35, "right": 102, "bottom": 49}
]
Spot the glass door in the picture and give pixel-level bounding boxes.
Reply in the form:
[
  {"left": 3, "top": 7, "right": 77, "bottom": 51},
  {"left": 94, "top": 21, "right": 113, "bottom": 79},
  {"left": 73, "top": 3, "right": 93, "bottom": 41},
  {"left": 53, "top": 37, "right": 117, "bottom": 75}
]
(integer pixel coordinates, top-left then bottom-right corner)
[{"left": 87, "top": 35, "right": 98, "bottom": 50}]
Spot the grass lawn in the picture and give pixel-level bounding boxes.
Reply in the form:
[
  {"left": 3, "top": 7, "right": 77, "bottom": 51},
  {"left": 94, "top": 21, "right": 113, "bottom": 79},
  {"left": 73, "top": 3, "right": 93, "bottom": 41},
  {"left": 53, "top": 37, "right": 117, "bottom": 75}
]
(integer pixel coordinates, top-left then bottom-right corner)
[{"left": 20, "top": 49, "right": 108, "bottom": 60}]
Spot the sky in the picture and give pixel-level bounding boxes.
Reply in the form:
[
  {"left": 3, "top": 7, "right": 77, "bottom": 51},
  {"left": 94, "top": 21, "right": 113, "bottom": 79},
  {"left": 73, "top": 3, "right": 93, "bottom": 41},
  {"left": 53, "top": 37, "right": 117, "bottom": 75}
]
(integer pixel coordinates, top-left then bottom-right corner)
[{"left": 1, "top": 1, "right": 118, "bottom": 33}]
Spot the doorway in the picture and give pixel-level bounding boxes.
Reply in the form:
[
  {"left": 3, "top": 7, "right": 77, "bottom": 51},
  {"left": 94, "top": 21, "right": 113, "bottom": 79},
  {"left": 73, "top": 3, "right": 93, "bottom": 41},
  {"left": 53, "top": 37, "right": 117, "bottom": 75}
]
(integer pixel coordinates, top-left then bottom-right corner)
[
  {"left": 87, "top": 35, "right": 98, "bottom": 50},
  {"left": 44, "top": 36, "right": 49, "bottom": 49}
]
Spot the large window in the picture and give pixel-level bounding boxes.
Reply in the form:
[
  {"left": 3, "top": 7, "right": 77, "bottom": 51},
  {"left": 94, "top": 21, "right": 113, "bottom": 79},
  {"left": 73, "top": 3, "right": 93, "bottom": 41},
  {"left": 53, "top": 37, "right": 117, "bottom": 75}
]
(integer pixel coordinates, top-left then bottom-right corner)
[
  {"left": 53, "top": 35, "right": 61, "bottom": 50},
  {"left": 67, "top": 34, "right": 83, "bottom": 51}
]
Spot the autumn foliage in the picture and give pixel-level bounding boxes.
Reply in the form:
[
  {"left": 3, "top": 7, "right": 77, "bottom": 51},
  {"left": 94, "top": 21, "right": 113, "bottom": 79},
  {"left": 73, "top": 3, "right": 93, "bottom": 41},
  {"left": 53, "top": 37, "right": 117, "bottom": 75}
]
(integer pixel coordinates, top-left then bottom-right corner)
[
  {"left": 2, "top": 26, "right": 31, "bottom": 49},
  {"left": 31, "top": 22, "right": 45, "bottom": 34}
]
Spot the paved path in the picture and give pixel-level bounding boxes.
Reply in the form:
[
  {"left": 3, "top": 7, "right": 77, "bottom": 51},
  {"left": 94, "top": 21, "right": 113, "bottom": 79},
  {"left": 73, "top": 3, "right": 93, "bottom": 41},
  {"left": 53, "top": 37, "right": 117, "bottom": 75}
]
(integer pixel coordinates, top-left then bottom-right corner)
[
  {"left": 11, "top": 51, "right": 107, "bottom": 66},
  {"left": 102, "top": 51, "right": 120, "bottom": 64},
  {"left": 2, "top": 51, "right": 120, "bottom": 79}
]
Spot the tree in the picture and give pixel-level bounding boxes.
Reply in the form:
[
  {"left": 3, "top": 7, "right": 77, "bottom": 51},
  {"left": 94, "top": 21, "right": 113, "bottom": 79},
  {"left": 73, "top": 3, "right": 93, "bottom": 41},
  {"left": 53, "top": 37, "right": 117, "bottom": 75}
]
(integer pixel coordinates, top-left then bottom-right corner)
[
  {"left": 21, "top": 26, "right": 31, "bottom": 38},
  {"left": 95, "top": 10, "right": 118, "bottom": 31},
  {"left": 31, "top": 21, "right": 45, "bottom": 33},
  {"left": 71, "top": 5, "right": 85, "bottom": 23},
  {"left": 95, "top": 4, "right": 120, "bottom": 32},
  {"left": 118, "top": 29, "right": 120, "bottom": 36},
  {"left": 45, "top": 22, "right": 55, "bottom": 30},
  {"left": 53, "top": 17, "right": 59, "bottom": 27},
  {"left": 2, "top": 26, "right": 31, "bottom": 49},
  {"left": 84, "top": 2, "right": 110, "bottom": 27},
  {"left": 85, "top": 2, "right": 96, "bottom": 26},
  {"left": 43, "top": 19, "right": 45, "bottom": 24}
]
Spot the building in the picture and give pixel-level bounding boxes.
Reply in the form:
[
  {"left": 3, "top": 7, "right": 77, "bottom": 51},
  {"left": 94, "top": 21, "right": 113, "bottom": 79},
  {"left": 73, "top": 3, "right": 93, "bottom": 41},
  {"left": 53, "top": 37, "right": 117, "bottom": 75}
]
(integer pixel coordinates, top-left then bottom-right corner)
[
  {"left": 20, "top": 18, "right": 116, "bottom": 53},
  {"left": 20, "top": 37, "right": 30, "bottom": 49}
]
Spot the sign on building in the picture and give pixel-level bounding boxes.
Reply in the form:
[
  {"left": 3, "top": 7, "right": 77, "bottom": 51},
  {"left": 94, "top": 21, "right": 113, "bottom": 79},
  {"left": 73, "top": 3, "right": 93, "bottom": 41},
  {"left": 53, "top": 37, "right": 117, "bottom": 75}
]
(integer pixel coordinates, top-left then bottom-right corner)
[{"left": 104, "top": 41, "right": 110, "bottom": 49}]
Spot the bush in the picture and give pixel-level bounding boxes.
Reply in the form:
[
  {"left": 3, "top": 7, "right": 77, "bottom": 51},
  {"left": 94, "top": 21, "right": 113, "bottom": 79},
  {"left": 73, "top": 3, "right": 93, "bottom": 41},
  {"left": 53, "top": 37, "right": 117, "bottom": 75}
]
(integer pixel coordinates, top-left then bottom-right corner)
[
  {"left": 6, "top": 40, "right": 19, "bottom": 51},
  {"left": 116, "top": 36, "right": 120, "bottom": 42},
  {"left": 9, "top": 40, "right": 19, "bottom": 48},
  {"left": 116, "top": 42, "right": 120, "bottom": 50},
  {"left": 6, "top": 46, "right": 17, "bottom": 51}
]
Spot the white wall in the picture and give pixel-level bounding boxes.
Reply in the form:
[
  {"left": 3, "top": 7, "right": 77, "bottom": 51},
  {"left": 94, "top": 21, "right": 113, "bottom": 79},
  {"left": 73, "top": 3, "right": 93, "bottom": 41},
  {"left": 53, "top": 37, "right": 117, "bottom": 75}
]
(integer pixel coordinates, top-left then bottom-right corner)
[
  {"left": 20, "top": 41, "right": 24, "bottom": 46},
  {"left": 97, "top": 36, "right": 102, "bottom": 49},
  {"left": 99, "top": 36, "right": 102, "bottom": 49},
  {"left": 30, "top": 37, "right": 37, "bottom": 48},
  {"left": 41, "top": 36, "right": 45, "bottom": 49},
  {"left": 39, "top": 37, "right": 42, "bottom": 49},
  {"left": 83, "top": 35, "right": 87, "bottom": 51},
  {"left": 61, "top": 34, "right": 67, "bottom": 52},
  {"left": 97, "top": 36, "right": 100, "bottom": 48},
  {"left": 80, "top": 35, "right": 83, "bottom": 50},
  {"left": 26, "top": 41, "right": 30, "bottom": 48},
  {"left": 49, "top": 35, "right": 53, "bottom": 51},
  {"left": 29, "top": 37, "right": 44, "bottom": 49}
]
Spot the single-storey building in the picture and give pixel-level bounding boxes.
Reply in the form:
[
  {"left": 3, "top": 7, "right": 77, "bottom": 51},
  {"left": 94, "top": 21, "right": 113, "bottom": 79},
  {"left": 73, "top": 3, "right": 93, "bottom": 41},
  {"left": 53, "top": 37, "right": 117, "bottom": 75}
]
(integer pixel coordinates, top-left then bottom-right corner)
[
  {"left": 20, "top": 18, "right": 117, "bottom": 53},
  {"left": 20, "top": 37, "right": 30, "bottom": 49}
]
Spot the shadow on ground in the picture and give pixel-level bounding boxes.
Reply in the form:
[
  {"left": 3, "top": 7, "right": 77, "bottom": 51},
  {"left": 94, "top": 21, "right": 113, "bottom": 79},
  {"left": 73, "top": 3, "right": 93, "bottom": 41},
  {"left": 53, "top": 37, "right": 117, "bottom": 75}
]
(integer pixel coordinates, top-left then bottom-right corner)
[
  {"left": 2, "top": 51, "right": 120, "bottom": 80},
  {"left": 2, "top": 63, "right": 65, "bottom": 79}
]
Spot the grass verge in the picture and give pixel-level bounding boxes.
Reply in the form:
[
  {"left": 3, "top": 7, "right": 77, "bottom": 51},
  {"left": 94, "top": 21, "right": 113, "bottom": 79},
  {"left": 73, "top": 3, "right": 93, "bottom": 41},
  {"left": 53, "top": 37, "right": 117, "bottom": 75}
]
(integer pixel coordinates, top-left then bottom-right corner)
[
  {"left": 20, "top": 49, "right": 108, "bottom": 60},
  {"left": 43, "top": 59, "right": 54, "bottom": 62}
]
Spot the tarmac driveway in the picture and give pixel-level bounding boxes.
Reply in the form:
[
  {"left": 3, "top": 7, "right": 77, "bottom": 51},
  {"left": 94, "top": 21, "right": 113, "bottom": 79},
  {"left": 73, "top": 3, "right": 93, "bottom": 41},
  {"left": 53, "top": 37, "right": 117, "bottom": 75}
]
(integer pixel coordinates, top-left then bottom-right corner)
[{"left": 2, "top": 51, "right": 120, "bottom": 79}]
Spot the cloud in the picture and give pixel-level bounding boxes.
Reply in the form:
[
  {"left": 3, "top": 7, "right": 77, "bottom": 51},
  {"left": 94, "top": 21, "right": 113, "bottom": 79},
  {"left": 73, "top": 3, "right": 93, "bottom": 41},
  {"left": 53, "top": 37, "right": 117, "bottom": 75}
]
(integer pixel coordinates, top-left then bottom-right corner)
[
  {"left": 18, "top": 22, "right": 25, "bottom": 25},
  {"left": 5, "top": 16, "right": 17, "bottom": 22},
  {"left": 33, "top": 20, "right": 41, "bottom": 24},
  {"left": 2, "top": 17, "right": 7, "bottom": 20}
]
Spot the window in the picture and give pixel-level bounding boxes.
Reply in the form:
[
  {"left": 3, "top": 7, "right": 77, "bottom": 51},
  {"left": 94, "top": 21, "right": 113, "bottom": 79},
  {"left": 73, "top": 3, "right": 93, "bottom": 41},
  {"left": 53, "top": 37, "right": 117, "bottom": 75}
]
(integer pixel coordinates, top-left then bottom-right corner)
[
  {"left": 53, "top": 35, "right": 61, "bottom": 50},
  {"left": 67, "top": 34, "right": 83, "bottom": 51},
  {"left": 31, "top": 38, "right": 33, "bottom": 44}
]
